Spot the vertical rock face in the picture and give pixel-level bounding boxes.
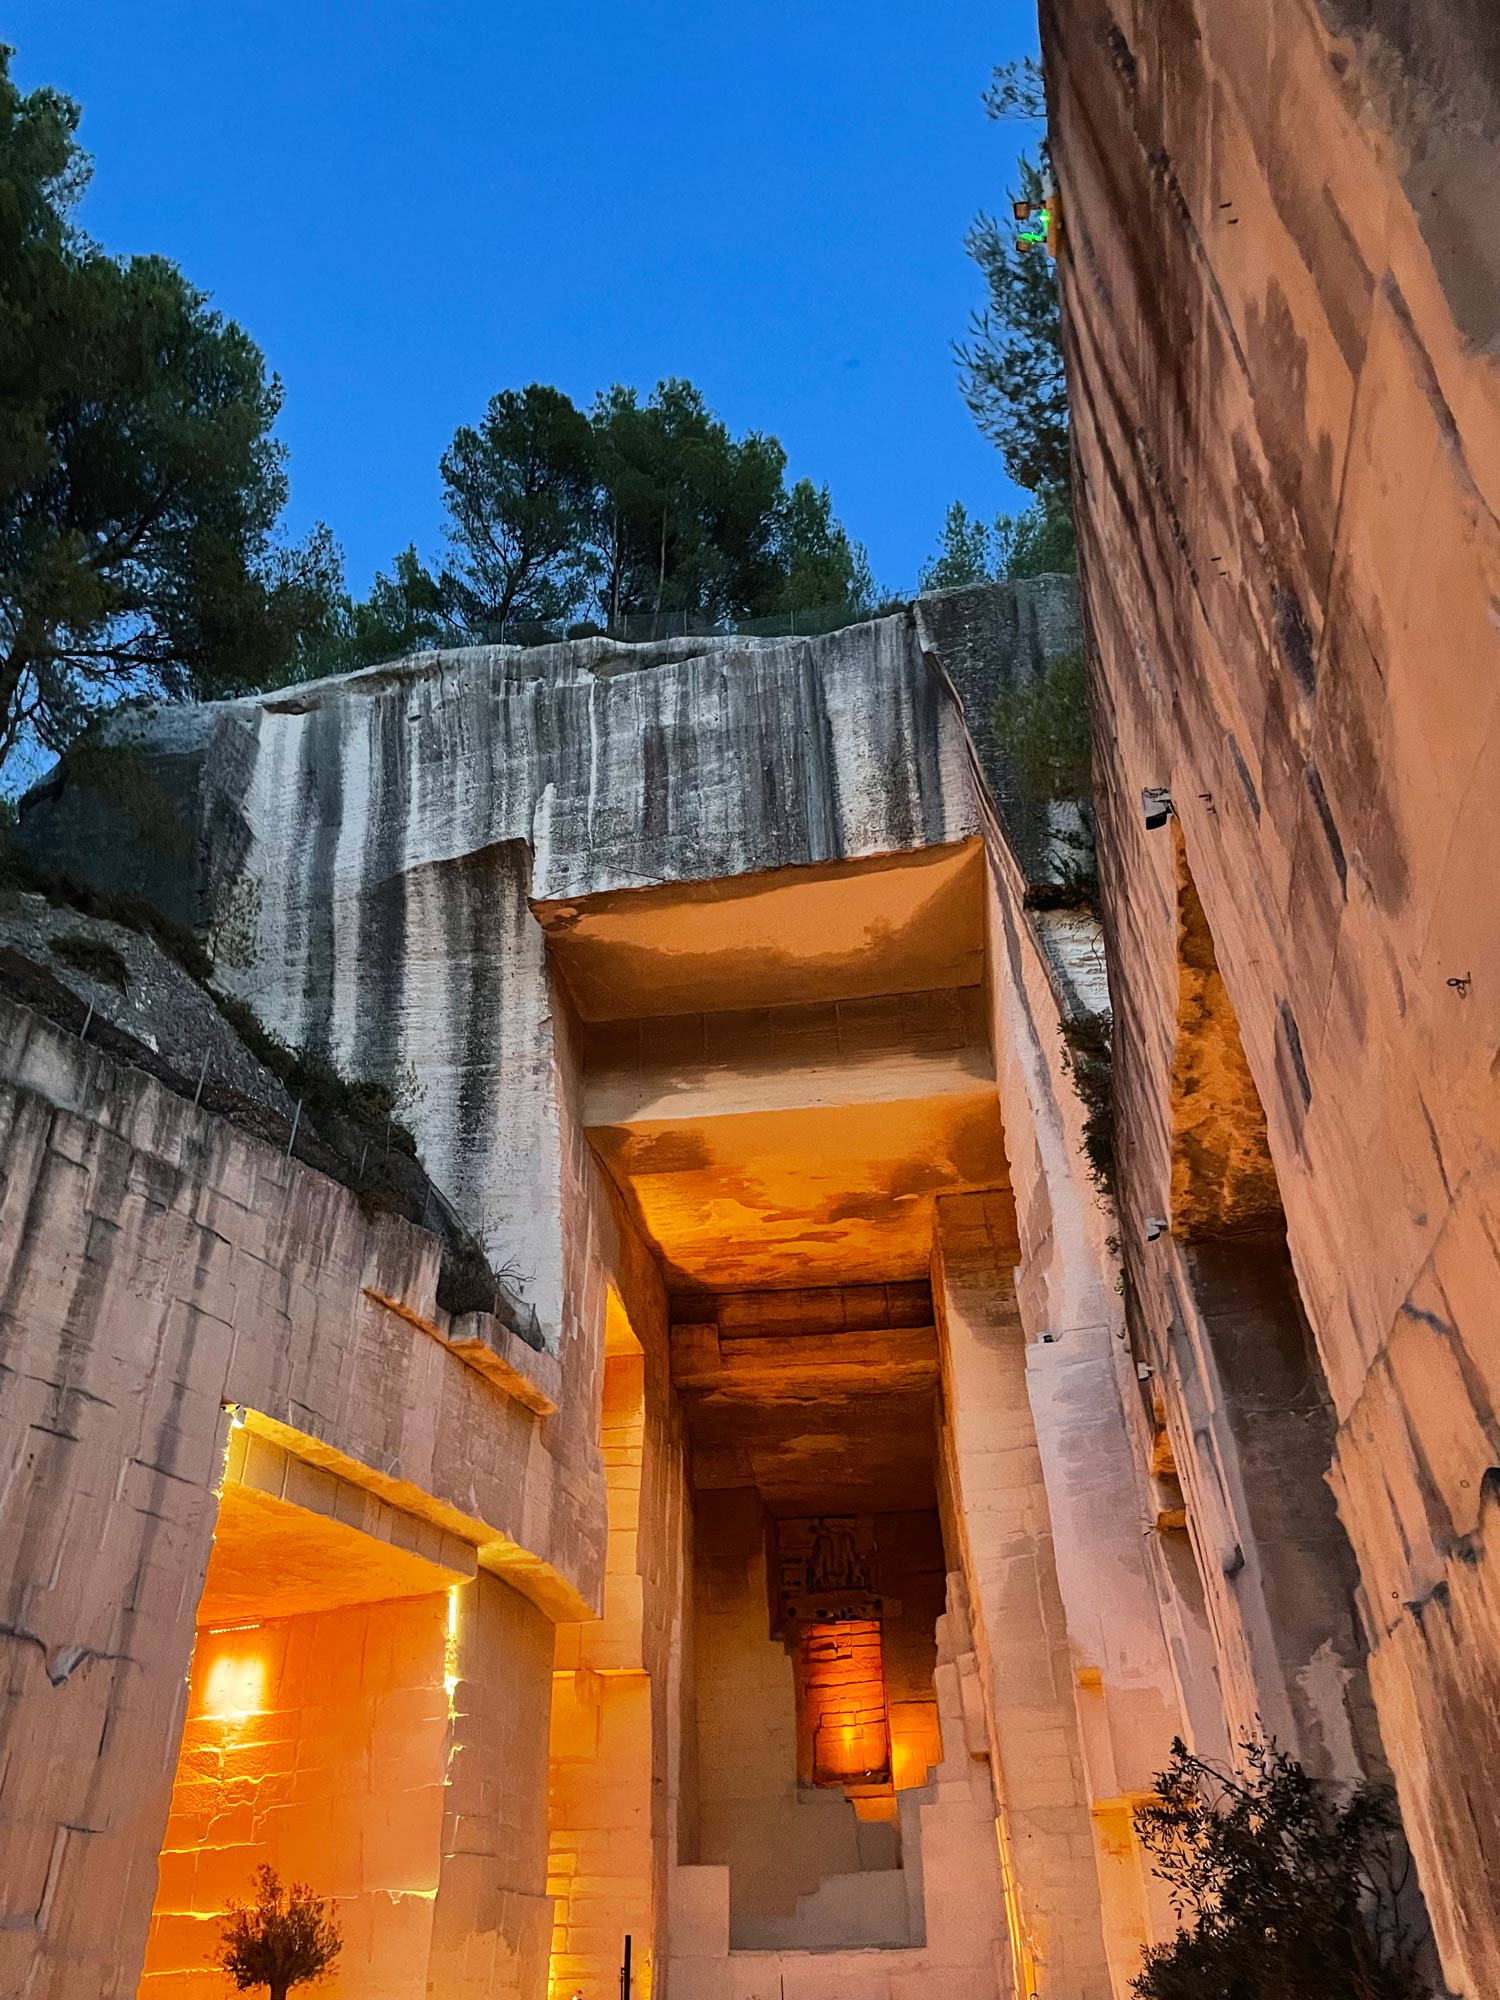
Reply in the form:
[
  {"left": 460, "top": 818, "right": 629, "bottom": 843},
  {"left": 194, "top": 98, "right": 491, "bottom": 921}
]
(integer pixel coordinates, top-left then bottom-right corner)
[
  {"left": 915, "top": 577, "right": 1084, "bottom": 883},
  {"left": 1045, "top": 0, "right": 1500, "bottom": 1986},
  {"left": 15, "top": 611, "right": 997, "bottom": 1328},
  {"left": 10, "top": 588, "right": 1184, "bottom": 2000}
]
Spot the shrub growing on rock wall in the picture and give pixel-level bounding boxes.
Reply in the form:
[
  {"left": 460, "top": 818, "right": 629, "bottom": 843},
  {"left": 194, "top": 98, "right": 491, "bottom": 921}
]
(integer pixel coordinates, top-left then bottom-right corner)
[
  {"left": 1134, "top": 1738, "right": 1432, "bottom": 2000},
  {"left": 992, "top": 648, "right": 1091, "bottom": 802},
  {"left": 1059, "top": 1010, "right": 1113, "bottom": 1195},
  {"left": 216, "top": 1866, "right": 342, "bottom": 2000}
]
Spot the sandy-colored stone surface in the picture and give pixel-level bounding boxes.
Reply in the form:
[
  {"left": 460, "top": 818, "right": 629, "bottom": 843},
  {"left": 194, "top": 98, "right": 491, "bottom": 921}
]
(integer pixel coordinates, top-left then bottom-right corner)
[
  {"left": 2, "top": 581, "right": 1179, "bottom": 2000},
  {"left": 16, "top": 431, "right": 1496, "bottom": 2000},
  {"left": 1045, "top": 0, "right": 1500, "bottom": 1987}
]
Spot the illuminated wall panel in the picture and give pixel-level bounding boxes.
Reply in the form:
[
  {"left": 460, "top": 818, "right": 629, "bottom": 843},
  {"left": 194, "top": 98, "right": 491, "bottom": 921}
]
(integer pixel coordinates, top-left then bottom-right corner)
[{"left": 800, "top": 1622, "right": 891, "bottom": 1788}]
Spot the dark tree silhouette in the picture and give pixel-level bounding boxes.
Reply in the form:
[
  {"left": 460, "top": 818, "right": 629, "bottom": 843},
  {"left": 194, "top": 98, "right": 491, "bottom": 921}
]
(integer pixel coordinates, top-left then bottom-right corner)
[
  {"left": 215, "top": 1866, "right": 342, "bottom": 2000},
  {"left": 1134, "top": 1738, "right": 1432, "bottom": 2000}
]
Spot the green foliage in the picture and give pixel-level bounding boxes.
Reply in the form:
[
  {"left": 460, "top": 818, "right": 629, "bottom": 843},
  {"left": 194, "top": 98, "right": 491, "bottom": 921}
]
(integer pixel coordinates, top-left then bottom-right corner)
[
  {"left": 983, "top": 55, "right": 1048, "bottom": 123},
  {"left": 760, "top": 478, "right": 874, "bottom": 617},
  {"left": 992, "top": 648, "right": 1091, "bottom": 801},
  {"left": 216, "top": 1865, "right": 341, "bottom": 2000},
  {"left": 921, "top": 490, "right": 1076, "bottom": 591},
  {"left": 1134, "top": 1739, "right": 1432, "bottom": 2000},
  {"left": 1, "top": 41, "right": 878, "bottom": 745},
  {"left": 48, "top": 930, "right": 128, "bottom": 990},
  {"left": 1059, "top": 1010, "right": 1113, "bottom": 1194},
  {"left": 994, "top": 487, "right": 1076, "bottom": 578},
  {"left": 920, "top": 502, "right": 998, "bottom": 591},
  {"left": 207, "top": 992, "right": 419, "bottom": 1158},
  {"left": 289, "top": 380, "right": 874, "bottom": 672},
  {"left": 440, "top": 382, "right": 598, "bottom": 635},
  {"left": 0, "top": 46, "right": 335, "bottom": 778},
  {"left": 956, "top": 63, "right": 1074, "bottom": 559},
  {"left": 284, "top": 540, "right": 449, "bottom": 684},
  {"left": 590, "top": 377, "right": 783, "bottom": 623},
  {"left": 957, "top": 154, "right": 1071, "bottom": 498}
]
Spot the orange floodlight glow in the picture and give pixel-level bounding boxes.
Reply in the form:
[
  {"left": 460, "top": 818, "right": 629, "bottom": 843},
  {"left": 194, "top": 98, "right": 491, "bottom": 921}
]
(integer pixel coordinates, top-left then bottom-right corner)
[
  {"left": 203, "top": 1646, "right": 265, "bottom": 1723},
  {"left": 444, "top": 1585, "right": 461, "bottom": 1714}
]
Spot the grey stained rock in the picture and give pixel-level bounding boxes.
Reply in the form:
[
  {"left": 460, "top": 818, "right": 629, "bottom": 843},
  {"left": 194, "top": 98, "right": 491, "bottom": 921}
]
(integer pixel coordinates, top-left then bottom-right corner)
[
  {"left": 0, "top": 887, "right": 294, "bottom": 1124},
  {"left": 16, "top": 584, "right": 1081, "bottom": 1335}
]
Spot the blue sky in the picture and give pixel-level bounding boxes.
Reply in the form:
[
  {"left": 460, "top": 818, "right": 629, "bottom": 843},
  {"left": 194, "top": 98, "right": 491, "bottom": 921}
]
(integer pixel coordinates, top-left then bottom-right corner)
[{"left": 9, "top": 2, "right": 1040, "bottom": 598}]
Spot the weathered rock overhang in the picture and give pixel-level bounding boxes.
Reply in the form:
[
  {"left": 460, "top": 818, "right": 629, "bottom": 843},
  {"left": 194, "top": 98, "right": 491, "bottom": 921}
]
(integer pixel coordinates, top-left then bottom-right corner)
[
  {"left": 0, "top": 992, "right": 595, "bottom": 1619},
  {"left": 17, "top": 587, "right": 1086, "bottom": 1339}
]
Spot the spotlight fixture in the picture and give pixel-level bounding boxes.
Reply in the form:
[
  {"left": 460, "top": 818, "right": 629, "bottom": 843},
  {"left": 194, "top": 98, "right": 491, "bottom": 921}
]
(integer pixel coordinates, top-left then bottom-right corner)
[
  {"left": 1142, "top": 787, "right": 1173, "bottom": 830},
  {"left": 1144, "top": 1216, "right": 1168, "bottom": 1241}
]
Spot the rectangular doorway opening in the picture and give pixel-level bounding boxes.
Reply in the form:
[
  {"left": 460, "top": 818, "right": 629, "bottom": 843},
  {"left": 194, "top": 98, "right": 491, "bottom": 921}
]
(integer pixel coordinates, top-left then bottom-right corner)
[
  {"left": 137, "top": 1419, "right": 473, "bottom": 2000},
  {"left": 673, "top": 1281, "right": 956, "bottom": 1954}
]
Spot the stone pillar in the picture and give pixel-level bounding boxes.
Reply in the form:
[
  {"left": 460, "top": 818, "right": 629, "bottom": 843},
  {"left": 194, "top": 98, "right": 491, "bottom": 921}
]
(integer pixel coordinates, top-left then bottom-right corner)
[
  {"left": 548, "top": 1345, "right": 656, "bottom": 1998},
  {"left": 0, "top": 1424, "right": 216, "bottom": 2000},
  {"left": 933, "top": 1191, "right": 1114, "bottom": 2000},
  {"left": 429, "top": 1571, "right": 558, "bottom": 2000},
  {"left": 0, "top": 1085, "right": 228, "bottom": 2000},
  {"left": 979, "top": 854, "right": 1206, "bottom": 1989}
]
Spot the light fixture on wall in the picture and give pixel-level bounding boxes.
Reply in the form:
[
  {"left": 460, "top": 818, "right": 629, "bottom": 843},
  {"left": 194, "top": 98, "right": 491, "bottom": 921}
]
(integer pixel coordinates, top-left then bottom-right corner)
[
  {"left": 203, "top": 1648, "right": 265, "bottom": 1723},
  {"left": 1142, "top": 787, "right": 1174, "bottom": 830}
]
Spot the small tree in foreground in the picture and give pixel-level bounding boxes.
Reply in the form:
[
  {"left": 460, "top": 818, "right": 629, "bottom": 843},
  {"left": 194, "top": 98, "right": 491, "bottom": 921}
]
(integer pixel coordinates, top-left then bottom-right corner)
[
  {"left": 216, "top": 1866, "right": 342, "bottom": 2000},
  {"left": 1134, "top": 1738, "right": 1432, "bottom": 2000}
]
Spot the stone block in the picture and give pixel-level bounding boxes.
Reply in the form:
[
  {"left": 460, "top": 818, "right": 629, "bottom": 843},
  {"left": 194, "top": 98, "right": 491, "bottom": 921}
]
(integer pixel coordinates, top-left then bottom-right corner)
[{"left": 668, "top": 1865, "right": 730, "bottom": 1958}]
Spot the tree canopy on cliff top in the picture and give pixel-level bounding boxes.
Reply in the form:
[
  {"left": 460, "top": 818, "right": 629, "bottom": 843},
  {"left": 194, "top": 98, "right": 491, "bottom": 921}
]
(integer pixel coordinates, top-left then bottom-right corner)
[
  {"left": 919, "top": 496, "right": 1076, "bottom": 590},
  {"left": 0, "top": 40, "right": 876, "bottom": 747},
  {"left": 0, "top": 44, "right": 337, "bottom": 782},
  {"left": 952, "top": 58, "right": 1074, "bottom": 571},
  {"left": 294, "top": 378, "right": 875, "bottom": 678}
]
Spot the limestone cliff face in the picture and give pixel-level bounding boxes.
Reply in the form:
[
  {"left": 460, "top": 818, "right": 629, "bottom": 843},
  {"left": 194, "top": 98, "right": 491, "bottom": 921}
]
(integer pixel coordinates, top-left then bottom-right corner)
[
  {"left": 1045, "top": 0, "right": 1500, "bottom": 1986},
  {"left": 19, "top": 590, "right": 1077, "bottom": 1338},
  {"left": 7, "top": 585, "right": 1107, "bottom": 2000}
]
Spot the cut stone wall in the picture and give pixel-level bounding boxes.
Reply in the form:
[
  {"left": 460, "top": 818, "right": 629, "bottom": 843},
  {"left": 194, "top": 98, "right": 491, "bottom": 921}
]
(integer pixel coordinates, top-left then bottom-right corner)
[
  {"left": 17, "top": 614, "right": 980, "bottom": 1342},
  {"left": 16, "top": 519, "right": 1454, "bottom": 2000},
  {"left": 972, "top": 844, "right": 1192, "bottom": 1989},
  {"left": 689, "top": 1489, "right": 908, "bottom": 1953},
  {"left": 933, "top": 1191, "right": 1112, "bottom": 2000},
  {"left": 1044, "top": 0, "right": 1500, "bottom": 1986},
  {"left": 549, "top": 1343, "right": 655, "bottom": 1999},
  {"left": 0, "top": 996, "right": 604, "bottom": 1999},
  {"left": 671, "top": 1491, "right": 1010, "bottom": 1997},
  {"left": 547, "top": 985, "right": 691, "bottom": 1998},
  {"left": 428, "top": 1572, "right": 558, "bottom": 2000},
  {"left": 141, "top": 1593, "right": 449, "bottom": 2000}
]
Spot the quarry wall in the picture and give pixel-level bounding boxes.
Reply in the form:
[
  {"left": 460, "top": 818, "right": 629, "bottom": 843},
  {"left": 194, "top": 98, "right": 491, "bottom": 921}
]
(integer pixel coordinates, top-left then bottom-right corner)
[
  {"left": 0, "top": 979, "right": 676, "bottom": 2000},
  {"left": 5, "top": 585, "right": 1194, "bottom": 2000},
  {"left": 15, "top": 472, "right": 1497, "bottom": 2000},
  {"left": 1044, "top": 0, "right": 1500, "bottom": 1988}
]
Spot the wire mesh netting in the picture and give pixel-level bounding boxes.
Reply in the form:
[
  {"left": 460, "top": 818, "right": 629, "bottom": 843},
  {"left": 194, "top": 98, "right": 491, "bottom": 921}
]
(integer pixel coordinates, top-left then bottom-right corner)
[{"left": 479, "top": 602, "right": 895, "bottom": 649}]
